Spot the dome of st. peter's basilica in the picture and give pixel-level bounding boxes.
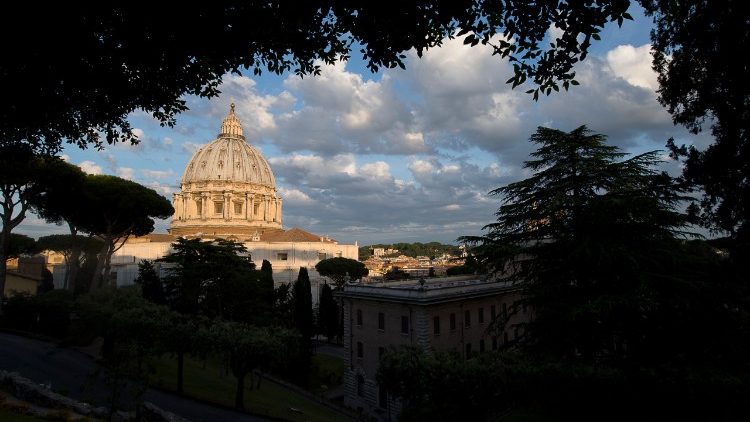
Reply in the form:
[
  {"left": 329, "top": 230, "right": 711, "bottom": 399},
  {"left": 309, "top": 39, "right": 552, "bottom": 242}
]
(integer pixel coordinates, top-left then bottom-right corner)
[{"left": 169, "top": 104, "right": 283, "bottom": 238}]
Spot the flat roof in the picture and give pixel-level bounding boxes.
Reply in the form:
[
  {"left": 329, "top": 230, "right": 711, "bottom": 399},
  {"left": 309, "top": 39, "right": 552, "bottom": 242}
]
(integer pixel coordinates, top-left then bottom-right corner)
[{"left": 337, "top": 275, "right": 522, "bottom": 305}]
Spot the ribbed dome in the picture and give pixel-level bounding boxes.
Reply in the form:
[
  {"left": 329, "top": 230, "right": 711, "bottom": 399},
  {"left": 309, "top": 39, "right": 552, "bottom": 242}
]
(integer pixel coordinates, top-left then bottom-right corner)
[{"left": 181, "top": 104, "right": 276, "bottom": 187}]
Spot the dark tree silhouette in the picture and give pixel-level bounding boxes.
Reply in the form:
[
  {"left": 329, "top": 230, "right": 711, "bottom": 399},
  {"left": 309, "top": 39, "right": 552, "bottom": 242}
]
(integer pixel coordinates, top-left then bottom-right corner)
[
  {"left": 134, "top": 260, "right": 166, "bottom": 305},
  {"left": 641, "top": 0, "right": 750, "bottom": 248},
  {"left": 292, "top": 267, "right": 314, "bottom": 342},
  {"left": 1, "top": 2, "right": 632, "bottom": 154},
  {"left": 462, "top": 126, "right": 692, "bottom": 360},
  {"left": 36, "top": 234, "right": 102, "bottom": 292},
  {"left": 315, "top": 257, "right": 368, "bottom": 289},
  {"left": 0, "top": 149, "right": 81, "bottom": 302},
  {"left": 318, "top": 282, "right": 338, "bottom": 342},
  {"left": 77, "top": 175, "right": 173, "bottom": 290}
]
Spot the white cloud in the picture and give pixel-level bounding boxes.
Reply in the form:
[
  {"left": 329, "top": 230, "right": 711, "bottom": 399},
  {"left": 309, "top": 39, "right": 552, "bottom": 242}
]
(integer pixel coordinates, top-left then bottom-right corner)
[
  {"left": 117, "top": 167, "right": 135, "bottom": 180},
  {"left": 606, "top": 44, "right": 658, "bottom": 91},
  {"left": 79, "top": 160, "right": 102, "bottom": 175},
  {"left": 142, "top": 169, "right": 174, "bottom": 180},
  {"left": 278, "top": 188, "right": 315, "bottom": 205}
]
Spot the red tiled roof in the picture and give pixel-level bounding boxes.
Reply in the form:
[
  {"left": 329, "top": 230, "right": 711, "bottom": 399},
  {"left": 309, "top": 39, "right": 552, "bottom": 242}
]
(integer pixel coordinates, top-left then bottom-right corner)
[{"left": 263, "top": 227, "right": 336, "bottom": 243}]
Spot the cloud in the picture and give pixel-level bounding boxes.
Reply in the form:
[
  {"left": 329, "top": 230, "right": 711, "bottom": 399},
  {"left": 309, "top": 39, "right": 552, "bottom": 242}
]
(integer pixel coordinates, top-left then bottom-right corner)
[
  {"left": 606, "top": 44, "right": 658, "bottom": 91},
  {"left": 142, "top": 169, "right": 174, "bottom": 180},
  {"left": 79, "top": 161, "right": 102, "bottom": 175},
  {"left": 270, "top": 153, "right": 509, "bottom": 243},
  {"left": 117, "top": 167, "right": 135, "bottom": 180}
]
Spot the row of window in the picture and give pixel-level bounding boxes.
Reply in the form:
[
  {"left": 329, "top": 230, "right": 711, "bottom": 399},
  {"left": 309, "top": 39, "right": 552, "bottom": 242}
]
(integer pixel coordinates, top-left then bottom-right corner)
[
  {"left": 195, "top": 200, "right": 262, "bottom": 217},
  {"left": 356, "top": 310, "right": 411, "bottom": 334},
  {"left": 433, "top": 304, "right": 509, "bottom": 335},
  {"left": 354, "top": 303, "right": 522, "bottom": 336},
  {"left": 465, "top": 327, "right": 523, "bottom": 357}
]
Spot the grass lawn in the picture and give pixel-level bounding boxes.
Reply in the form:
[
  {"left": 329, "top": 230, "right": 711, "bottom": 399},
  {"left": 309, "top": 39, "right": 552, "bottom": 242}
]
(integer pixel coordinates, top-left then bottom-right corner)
[
  {"left": 308, "top": 354, "right": 345, "bottom": 395},
  {"left": 0, "top": 408, "right": 45, "bottom": 422},
  {"left": 150, "top": 354, "right": 349, "bottom": 422}
]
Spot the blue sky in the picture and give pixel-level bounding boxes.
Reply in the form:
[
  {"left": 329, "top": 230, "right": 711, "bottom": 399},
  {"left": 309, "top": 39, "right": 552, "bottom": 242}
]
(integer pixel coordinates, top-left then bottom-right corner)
[{"left": 19, "top": 5, "right": 709, "bottom": 245}]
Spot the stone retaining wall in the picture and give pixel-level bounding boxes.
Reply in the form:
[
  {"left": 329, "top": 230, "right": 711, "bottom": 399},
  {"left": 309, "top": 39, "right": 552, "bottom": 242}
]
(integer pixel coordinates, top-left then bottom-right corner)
[{"left": 0, "top": 370, "right": 188, "bottom": 422}]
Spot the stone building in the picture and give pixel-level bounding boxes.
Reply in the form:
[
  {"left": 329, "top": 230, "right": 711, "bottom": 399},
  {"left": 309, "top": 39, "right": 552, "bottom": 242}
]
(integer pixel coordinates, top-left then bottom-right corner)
[
  {"left": 338, "top": 276, "right": 529, "bottom": 420},
  {"left": 53, "top": 104, "right": 358, "bottom": 301}
]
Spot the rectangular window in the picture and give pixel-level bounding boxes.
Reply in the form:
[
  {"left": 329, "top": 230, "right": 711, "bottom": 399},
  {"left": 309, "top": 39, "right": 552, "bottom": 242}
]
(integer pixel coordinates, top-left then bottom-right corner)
[
  {"left": 253, "top": 202, "right": 260, "bottom": 216},
  {"left": 357, "top": 341, "right": 363, "bottom": 358},
  {"left": 401, "top": 316, "right": 409, "bottom": 334},
  {"left": 234, "top": 202, "right": 242, "bottom": 215},
  {"left": 433, "top": 316, "right": 440, "bottom": 335},
  {"left": 356, "top": 309, "right": 362, "bottom": 326},
  {"left": 465, "top": 343, "right": 472, "bottom": 358},
  {"left": 318, "top": 252, "right": 327, "bottom": 260},
  {"left": 378, "top": 312, "right": 385, "bottom": 330},
  {"left": 479, "top": 339, "right": 485, "bottom": 353},
  {"left": 277, "top": 253, "right": 288, "bottom": 261},
  {"left": 491, "top": 305, "right": 496, "bottom": 321},
  {"left": 214, "top": 201, "right": 224, "bottom": 215},
  {"left": 464, "top": 310, "right": 471, "bottom": 328},
  {"left": 478, "top": 307, "right": 485, "bottom": 324},
  {"left": 450, "top": 313, "right": 456, "bottom": 331}
]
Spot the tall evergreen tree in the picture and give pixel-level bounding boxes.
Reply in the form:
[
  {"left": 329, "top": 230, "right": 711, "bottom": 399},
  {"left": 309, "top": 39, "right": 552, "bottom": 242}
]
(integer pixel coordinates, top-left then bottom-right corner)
[
  {"left": 462, "top": 125, "right": 692, "bottom": 361},
  {"left": 259, "top": 259, "right": 274, "bottom": 306},
  {"left": 318, "top": 282, "right": 338, "bottom": 342},
  {"left": 134, "top": 260, "right": 166, "bottom": 305},
  {"left": 292, "top": 267, "right": 314, "bottom": 341}
]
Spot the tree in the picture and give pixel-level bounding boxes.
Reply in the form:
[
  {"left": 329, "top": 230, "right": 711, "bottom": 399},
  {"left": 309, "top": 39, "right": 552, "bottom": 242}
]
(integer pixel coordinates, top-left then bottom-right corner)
[
  {"left": 315, "top": 257, "right": 368, "bottom": 289},
  {"left": 32, "top": 161, "right": 92, "bottom": 291},
  {"left": 292, "top": 267, "right": 314, "bottom": 342},
  {"left": 160, "top": 238, "right": 261, "bottom": 322},
  {"left": 2, "top": 3, "right": 633, "bottom": 154},
  {"left": 463, "top": 126, "right": 691, "bottom": 361},
  {"left": 259, "top": 259, "right": 274, "bottom": 310},
  {"left": 6, "top": 233, "right": 38, "bottom": 259},
  {"left": 36, "top": 234, "right": 102, "bottom": 292},
  {"left": 641, "top": 0, "right": 750, "bottom": 248},
  {"left": 78, "top": 175, "right": 173, "bottom": 290},
  {"left": 378, "top": 345, "right": 510, "bottom": 421},
  {"left": 0, "top": 149, "right": 81, "bottom": 302},
  {"left": 208, "top": 321, "right": 295, "bottom": 410},
  {"left": 134, "top": 260, "right": 166, "bottom": 305},
  {"left": 318, "top": 283, "right": 339, "bottom": 342}
]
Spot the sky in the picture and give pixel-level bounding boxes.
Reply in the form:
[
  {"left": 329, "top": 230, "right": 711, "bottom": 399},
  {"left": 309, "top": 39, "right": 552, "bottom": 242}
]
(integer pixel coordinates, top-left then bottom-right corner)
[{"left": 18, "top": 5, "right": 711, "bottom": 246}]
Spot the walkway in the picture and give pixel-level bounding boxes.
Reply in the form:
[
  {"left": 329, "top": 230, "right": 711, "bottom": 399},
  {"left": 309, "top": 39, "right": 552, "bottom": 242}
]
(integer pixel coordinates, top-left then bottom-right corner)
[{"left": 0, "top": 332, "right": 267, "bottom": 421}]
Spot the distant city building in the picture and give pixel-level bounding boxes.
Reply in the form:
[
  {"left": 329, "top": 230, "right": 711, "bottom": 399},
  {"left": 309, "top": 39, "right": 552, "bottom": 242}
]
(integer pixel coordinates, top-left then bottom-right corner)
[
  {"left": 50, "top": 105, "right": 358, "bottom": 302},
  {"left": 338, "top": 276, "right": 530, "bottom": 420}
]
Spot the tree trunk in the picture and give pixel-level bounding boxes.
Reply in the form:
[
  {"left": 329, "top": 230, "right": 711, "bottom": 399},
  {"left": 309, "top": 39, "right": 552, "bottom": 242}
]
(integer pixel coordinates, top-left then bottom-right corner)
[
  {"left": 234, "top": 371, "right": 246, "bottom": 410},
  {"left": 177, "top": 351, "right": 185, "bottom": 394},
  {"left": 90, "top": 236, "right": 110, "bottom": 292},
  {"left": 0, "top": 225, "right": 11, "bottom": 308},
  {"left": 66, "top": 223, "right": 81, "bottom": 292}
]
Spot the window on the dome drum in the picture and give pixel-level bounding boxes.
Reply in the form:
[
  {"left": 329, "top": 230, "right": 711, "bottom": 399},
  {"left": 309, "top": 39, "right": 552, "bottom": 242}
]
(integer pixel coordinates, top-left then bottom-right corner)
[
  {"left": 234, "top": 202, "right": 242, "bottom": 215},
  {"left": 214, "top": 201, "right": 224, "bottom": 215},
  {"left": 195, "top": 200, "right": 202, "bottom": 216},
  {"left": 254, "top": 203, "right": 260, "bottom": 216},
  {"left": 277, "top": 253, "right": 288, "bottom": 261}
]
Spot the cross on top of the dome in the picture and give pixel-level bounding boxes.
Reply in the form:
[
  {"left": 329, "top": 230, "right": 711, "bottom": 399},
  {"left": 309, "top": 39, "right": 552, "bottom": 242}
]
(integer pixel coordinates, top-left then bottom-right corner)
[{"left": 220, "top": 102, "right": 244, "bottom": 139}]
